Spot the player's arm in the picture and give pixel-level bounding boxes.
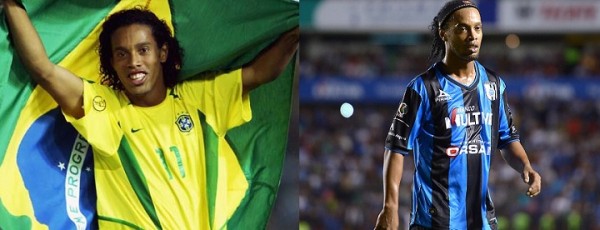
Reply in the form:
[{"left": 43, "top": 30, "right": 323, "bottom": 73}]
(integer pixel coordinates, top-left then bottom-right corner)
[
  {"left": 3, "top": 0, "right": 84, "bottom": 118},
  {"left": 501, "top": 141, "right": 541, "bottom": 197},
  {"left": 241, "top": 27, "right": 299, "bottom": 94},
  {"left": 374, "top": 150, "right": 404, "bottom": 230}
]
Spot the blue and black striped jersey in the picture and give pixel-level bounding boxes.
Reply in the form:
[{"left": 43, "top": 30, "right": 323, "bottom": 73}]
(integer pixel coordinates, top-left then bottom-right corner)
[{"left": 385, "top": 61, "right": 519, "bottom": 230}]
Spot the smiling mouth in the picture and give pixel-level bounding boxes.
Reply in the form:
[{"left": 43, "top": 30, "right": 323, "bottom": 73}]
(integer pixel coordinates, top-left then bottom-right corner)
[
  {"left": 129, "top": 72, "right": 147, "bottom": 85},
  {"left": 130, "top": 72, "right": 145, "bottom": 79}
]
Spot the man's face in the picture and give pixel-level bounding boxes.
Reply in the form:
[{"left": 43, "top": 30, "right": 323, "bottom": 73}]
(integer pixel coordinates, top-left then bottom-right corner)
[
  {"left": 441, "top": 7, "right": 482, "bottom": 62},
  {"left": 110, "top": 24, "right": 167, "bottom": 104}
]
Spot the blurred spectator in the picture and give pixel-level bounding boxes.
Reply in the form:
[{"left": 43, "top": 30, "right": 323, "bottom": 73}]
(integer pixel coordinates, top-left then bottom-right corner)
[
  {"left": 300, "top": 98, "right": 600, "bottom": 229},
  {"left": 300, "top": 34, "right": 600, "bottom": 79},
  {"left": 300, "top": 29, "right": 600, "bottom": 230}
]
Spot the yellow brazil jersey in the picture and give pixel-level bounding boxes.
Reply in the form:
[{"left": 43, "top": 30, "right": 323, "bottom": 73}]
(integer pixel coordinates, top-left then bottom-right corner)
[{"left": 63, "top": 69, "right": 251, "bottom": 229}]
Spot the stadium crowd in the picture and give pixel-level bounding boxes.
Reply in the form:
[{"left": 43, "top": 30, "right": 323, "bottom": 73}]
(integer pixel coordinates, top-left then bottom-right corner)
[
  {"left": 300, "top": 99, "right": 600, "bottom": 230},
  {"left": 300, "top": 34, "right": 600, "bottom": 79},
  {"left": 299, "top": 36, "right": 600, "bottom": 230}
]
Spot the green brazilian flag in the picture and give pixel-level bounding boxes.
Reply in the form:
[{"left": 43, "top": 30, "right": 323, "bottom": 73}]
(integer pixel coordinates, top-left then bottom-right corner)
[{"left": 0, "top": 0, "right": 297, "bottom": 229}]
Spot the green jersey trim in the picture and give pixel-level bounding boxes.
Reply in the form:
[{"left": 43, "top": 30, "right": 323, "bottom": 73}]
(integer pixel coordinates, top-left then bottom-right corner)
[
  {"left": 117, "top": 138, "right": 163, "bottom": 230},
  {"left": 98, "top": 216, "right": 144, "bottom": 230}
]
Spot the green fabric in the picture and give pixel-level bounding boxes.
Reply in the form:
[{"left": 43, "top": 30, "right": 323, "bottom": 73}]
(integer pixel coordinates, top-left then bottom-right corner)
[
  {"left": 0, "top": 0, "right": 115, "bottom": 167},
  {"left": 97, "top": 216, "right": 144, "bottom": 230},
  {"left": 171, "top": 1, "right": 298, "bottom": 227},
  {"left": 198, "top": 111, "right": 219, "bottom": 230},
  {"left": 117, "top": 138, "right": 163, "bottom": 230},
  {"left": 0, "top": 199, "right": 32, "bottom": 230},
  {"left": 171, "top": 0, "right": 299, "bottom": 78},
  {"left": 0, "top": 0, "right": 298, "bottom": 229},
  {"left": 226, "top": 57, "right": 295, "bottom": 229}
]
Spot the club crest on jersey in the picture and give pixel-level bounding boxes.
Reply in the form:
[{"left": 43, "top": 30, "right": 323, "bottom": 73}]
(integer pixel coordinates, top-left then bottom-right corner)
[
  {"left": 484, "top": 82, "right": 497, "bottom": 101},
  {"left": 176, "top": 114, "right": 194, "bottom": 132},
  {"left": 435, "top": 89, "right": 452, "bottom": 102}
]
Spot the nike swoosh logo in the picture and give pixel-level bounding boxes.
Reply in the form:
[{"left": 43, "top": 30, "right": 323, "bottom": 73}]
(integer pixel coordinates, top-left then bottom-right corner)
[{"left": 131, "top": 128, "right": 142, "bottom": 133}]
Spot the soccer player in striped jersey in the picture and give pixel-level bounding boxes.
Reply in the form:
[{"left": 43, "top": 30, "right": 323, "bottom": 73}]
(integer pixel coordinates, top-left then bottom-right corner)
[
  {"left": 375, "top": 1, "right": 541, "bottom": 229},
  {"left": 4, "top": 0, "right": 298, "bottom": 228}
]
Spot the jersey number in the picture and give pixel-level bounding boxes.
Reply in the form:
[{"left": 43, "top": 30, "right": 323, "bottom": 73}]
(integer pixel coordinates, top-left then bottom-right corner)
[{"left": 155, "top": 146, "right": 186, "bottom": 179}]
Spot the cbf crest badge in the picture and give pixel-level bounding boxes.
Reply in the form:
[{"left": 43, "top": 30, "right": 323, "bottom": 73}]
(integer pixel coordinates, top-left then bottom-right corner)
[
  {"left": 176, "top": 114, "right": 194, "bottom": 132},
  {"left": 484, "top": 82, "right": 497, "bottom": 101}
]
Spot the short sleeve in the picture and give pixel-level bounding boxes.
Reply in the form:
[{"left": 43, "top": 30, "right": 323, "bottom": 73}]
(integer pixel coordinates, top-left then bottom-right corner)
[
  {"left": 176, "top": 69, "right": 251, "bottom": 136},
  {"left": 385, "top": 82, "right": 425, "bottom": 155},
  {"left": 497, "top": 79, "right": 520, "bottom": 148},
  {"left": 63, "top": 81, "right": 123, "bottom": 156}
]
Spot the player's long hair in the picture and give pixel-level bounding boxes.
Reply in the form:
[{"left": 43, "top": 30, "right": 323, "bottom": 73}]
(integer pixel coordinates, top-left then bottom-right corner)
[
  {"left": 98, "top": 8, "right": 183, "bottom": 90},
  {"left": 428, "top": 0, "right": 478, "bottom": 65}
]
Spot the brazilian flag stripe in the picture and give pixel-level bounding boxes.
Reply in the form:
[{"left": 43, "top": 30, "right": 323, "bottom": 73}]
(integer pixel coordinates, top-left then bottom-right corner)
[
  {"left": 0, "top": 0, "right": 297, "bottom": 228},
  {"left": 198, "top": 110, "right": 219, "bottom": 230}
]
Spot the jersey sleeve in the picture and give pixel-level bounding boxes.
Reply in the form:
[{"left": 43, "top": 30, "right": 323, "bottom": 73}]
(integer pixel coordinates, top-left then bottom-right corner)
[
  {"left": 385, "top": 81, "right": 425, "bottom": 155},
  {"left": 178, "top": 69, "right": 251, "bottom": 136},
  {"left": 497, "top": 79, "right": 520, "bottom": 148},
  {"left": 63, "top": 80, "right": 123, "bottom": 156}
]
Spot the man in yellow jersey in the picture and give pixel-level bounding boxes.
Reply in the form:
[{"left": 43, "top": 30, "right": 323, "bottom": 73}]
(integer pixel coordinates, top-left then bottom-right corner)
[{"left": 4, "top": 0, "right": 298, "bottom": 228}]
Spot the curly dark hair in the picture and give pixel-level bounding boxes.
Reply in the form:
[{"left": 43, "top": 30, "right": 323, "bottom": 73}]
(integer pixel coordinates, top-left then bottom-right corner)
[
  {"left": 428, "top": 0, "right": 479, "bottom": 65},
  {"left": 98, "top": 8, "right": 183, "bottom": 90}
]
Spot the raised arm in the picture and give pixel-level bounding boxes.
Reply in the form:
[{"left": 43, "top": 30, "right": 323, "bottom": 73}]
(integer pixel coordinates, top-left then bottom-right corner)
[
  {"left": 374, "top": 149, "right": 405, "bottom": 230},
  {"left": 4, "top": 0, "right": 84, "bottom": 118},
  {"left": 241, "top": 26, "right": 299, "bottom": 94},
  {"left": 501, "top": 141, "right": 541, "bottom": 197}
]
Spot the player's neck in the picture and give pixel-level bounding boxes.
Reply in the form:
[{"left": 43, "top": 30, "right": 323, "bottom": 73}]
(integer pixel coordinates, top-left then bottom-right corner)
[
  {"left": 441, "top": 58, "right": 476, "bottom": 85},
  {"left": 126, "top": 87, "right": 167, "bottom": 107}
]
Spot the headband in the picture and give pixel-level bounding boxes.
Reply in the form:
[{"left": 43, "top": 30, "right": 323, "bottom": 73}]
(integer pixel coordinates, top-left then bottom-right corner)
[{"left": 438, "top": 0, "right": 479, "bottom": 28}]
